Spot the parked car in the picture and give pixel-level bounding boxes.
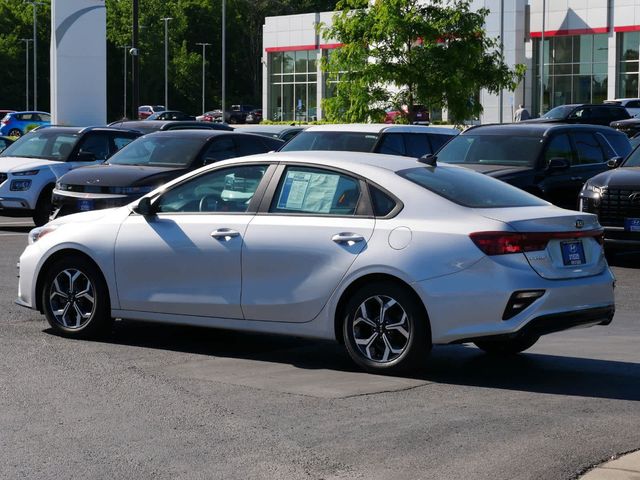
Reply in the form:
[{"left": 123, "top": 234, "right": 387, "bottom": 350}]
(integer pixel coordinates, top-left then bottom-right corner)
[
  {"left": 145, "top": 110, "right": 195, "bottom": 121},
  {"left": 384, "top": 105, "right": 430, "bottom": 125},
  {"left": 137, "top": 105, "right": 165, "bottom": 120},
  {"left": 432, "top": 123, "right": 632, "bottom": 210},
  {"left": 245, "top": 109, "right": 263, "bottom": 124},
  {"left": 0, "top": 126, "right": 141, "bottom": 225},
  {"left": 212, "top": 105, "right": 257, "bottom": 124},
  {"left": 0, "top": 135, "right": 15, "bottom": 152},
  {"left": 604, "top": 98, "right": 640, "bottom": 117},
  {"left": 242, "top": 125, "right": 307, "bottom": 143},
  {"left": 610, "top": 113, "right": 640, "bottom": 137},
  {"left": 196, "top": 111, "right": 219, "bottom": 122},
  {"left": 579, "top": 143, "right": 640, "bottom": 249},
  {"left": 0, "top": 111, "right": 51, "bottom": 137},
  {"left": 523, "top": 104, "right": 630, "bottom": 126},
  {"left": 51, "top": 130, "right": 283, "bottom": 217},
  {"left": 107, "top": 120, "right": 233, "bottom": 134},
  {"left": 18, "top": 151, "right": 614, "bottom": 373},
  {"left": 280, "top": 124, "right": 458, "bottom": 158}
]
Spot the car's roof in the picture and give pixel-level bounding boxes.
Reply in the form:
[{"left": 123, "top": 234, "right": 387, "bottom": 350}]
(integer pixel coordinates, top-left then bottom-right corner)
[
  {"left": 30, "top": 126, "right": 137, "bottom": 135},
  {"left": 143, "top": 129, "right": 238, "bottom": 138},
  {"left": 108, "top": 120, "right": 232, "bottom": 132},
  {"left": 305, "top": 123, "right": 459, "bottom": 135},
  {"left": 10, "top": 110, "right": 50, "bottom": 115},
  {"left": 463, "top": 123, "right": 622, "bottom": 137},
  {"left": 242, "top": 125, "right": 306, "bottom": 134},
  {"left": 607, "top": 98, "right": 640, "bottom": 102}
]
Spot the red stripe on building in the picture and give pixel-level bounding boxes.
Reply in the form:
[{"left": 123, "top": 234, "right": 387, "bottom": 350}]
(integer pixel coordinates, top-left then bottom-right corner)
[
  {"left": 530, "top": 27, "right": 608, "bottom": 38},
  {"left": 615, "top": 25, "right": 640, "bottom": 32},
  {"left": 265, "top": 43, "right": 343, "bottom": 53}
]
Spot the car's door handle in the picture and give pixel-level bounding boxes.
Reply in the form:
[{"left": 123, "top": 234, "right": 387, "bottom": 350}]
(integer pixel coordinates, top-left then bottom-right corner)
[
  {"left": 211, "top": 228, "right": 240, "bottom": 240},
  {"left": 332, "top": 232, "right": 365, "bottom": 245},
  {"left": 571, "top": 176, "right": 584, "bottom": 181}
]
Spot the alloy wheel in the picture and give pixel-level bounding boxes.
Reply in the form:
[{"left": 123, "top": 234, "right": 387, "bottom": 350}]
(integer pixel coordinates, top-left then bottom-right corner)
[
  {"left": 352, "top": 295, "right": 411, "bottom": 363},
  {"left": 48, "top": 268, "right": 96, "bottom": 329}
]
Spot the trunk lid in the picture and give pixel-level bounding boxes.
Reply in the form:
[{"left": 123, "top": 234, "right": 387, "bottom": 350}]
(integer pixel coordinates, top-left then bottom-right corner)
[{"left": 476, "top": 206, "right": 607, "bottom": 280}]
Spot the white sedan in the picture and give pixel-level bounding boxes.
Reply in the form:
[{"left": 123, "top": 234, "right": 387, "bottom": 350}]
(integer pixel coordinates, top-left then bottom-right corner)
[{"left": 17, "top": 152, "right": 615, "bottom": 373}]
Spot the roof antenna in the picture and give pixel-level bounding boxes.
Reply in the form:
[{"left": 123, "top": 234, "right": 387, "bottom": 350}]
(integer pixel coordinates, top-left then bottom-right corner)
[{"left": 418, "top": 153, "right": 437, "bottom": 166}]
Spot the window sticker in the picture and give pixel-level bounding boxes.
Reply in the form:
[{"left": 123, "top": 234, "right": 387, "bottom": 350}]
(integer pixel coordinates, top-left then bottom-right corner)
[{"left": 277, "top": 170, "right": 340, "bottom": 213}]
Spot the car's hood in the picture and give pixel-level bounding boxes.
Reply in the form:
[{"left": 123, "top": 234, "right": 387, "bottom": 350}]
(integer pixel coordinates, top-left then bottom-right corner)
[
  {"left": 588, "top": 166, "right": 640, "bottom": 188},
  {"left": 58, "top": 163, "right": 186, "bottom": 187},
  {"left": 610, "top": 118, "right": 640, "bottom": 127},
  {"left": 452, "top": 163, "right": 532, "bottom": 177},
  {"left": 0, "top": 156, "right": 60, "bottom": 173}
]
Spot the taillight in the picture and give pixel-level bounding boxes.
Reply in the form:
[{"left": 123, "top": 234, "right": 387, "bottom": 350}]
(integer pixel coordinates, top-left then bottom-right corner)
[
  {"left": 470, "top": 230, "right": 604, "bottom": 256},
  {"left": 1, "top": 119, "right": 8, "bottom": 125}
]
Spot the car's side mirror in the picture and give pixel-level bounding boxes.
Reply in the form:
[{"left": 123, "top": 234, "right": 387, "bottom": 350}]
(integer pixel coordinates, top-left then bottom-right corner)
[
  {"left": 607, "top": 156, "right": 623, "bottom": 169},
  {"left": 76, "top": 150, "right": 97, "bottom": 162},
  {"left": 134, "top": 197, "right": 156, "bottom": 216},
  {"left": 547, "top": 157, "right": 570, "bottom": 172},
  {"left": 418, "top": 153, "right": 437, "bottom": 165}
]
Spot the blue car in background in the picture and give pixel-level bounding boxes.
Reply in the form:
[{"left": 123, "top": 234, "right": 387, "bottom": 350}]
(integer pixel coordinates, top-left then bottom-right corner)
[{"left": 0, "top": 111, "right": 51, "bottom": 137}]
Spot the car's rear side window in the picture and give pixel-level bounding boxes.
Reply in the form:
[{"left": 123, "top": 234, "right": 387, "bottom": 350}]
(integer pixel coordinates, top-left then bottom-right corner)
[
  {"left": 370, "top": 186, "right": 397, "bottom": 216},
  {"left": 601, "top": 132, "right": 632, "bottom": 157},
  {"left": 398, "top": 166, "right": 548, "bottom": 208}
]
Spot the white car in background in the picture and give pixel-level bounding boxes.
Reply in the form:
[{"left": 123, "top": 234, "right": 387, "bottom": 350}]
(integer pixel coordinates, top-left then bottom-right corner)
[
  {"left": 604, "top": 98, "right": 640, "bottom": 117},
  {"left": 17, "top": 152, "right": 615, "bottom": 373}
]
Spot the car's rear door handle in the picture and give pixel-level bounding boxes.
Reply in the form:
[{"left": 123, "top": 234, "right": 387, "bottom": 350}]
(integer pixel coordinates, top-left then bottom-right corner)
[
  {"left": 332, "top": 232, "right": 365, "bottom": 245},
  {"left": 211, "top": 228, "right": 240, "bottom": 240}
]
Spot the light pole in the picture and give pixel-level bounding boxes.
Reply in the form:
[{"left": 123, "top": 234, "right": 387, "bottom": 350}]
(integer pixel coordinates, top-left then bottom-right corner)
[
  {"left": 25, "top": 1, "right": 44, "bottom": 111},
  {"left": 120, "top": 45, "right": 131, "bottom": 119},
  {"left": 539, "top": 0, "right": 546, "bottom": 116},
  {"left": 196, "top": 43, "right": 212, "bottom": 115},
  {"left": 132, "top": 0, "right": 140, "bottom": 119},
  {"left": 20, "top": 38, "right": 32, "bottom": 110},
  {"left": 221, "top": 0, "right": 226, "bottom": 116},
  {"left": 161, "top": 17, "right": 173, "bottom": 109}
]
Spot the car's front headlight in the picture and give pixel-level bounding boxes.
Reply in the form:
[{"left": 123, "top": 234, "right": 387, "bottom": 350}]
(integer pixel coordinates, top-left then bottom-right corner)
[
  {"left": 582, "top": 183, "right": 605, "bottom": 195},
  {"left": 10, "top": 179, "right": 32, "bottom": 191},
  {"left": 28, "top": 225, "right": 60, "bottom": 245}
]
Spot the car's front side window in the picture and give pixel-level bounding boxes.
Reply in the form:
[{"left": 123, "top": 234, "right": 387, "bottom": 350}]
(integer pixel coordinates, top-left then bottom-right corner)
[
  {"left": 156, "top": 164, "right": 268, "bottom": 214},
  {"left": 270, "top": 167, "right": 361, "bottom": 216}
]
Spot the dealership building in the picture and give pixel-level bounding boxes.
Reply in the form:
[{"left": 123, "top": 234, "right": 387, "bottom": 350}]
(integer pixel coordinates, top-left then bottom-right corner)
[{"left": 262, "top": 0, "right": 640, "bottom": 124}]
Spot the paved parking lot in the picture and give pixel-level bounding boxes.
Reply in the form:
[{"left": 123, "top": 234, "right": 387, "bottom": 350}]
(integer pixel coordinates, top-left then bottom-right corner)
[{"left": 1, "top": 217, "right": 639, "bottom": 480}]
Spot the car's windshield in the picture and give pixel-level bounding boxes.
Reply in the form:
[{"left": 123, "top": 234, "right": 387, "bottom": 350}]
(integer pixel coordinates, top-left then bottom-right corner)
[
  {"left": 280, "top": 131, "right": 379, "bottom": 152},
  {"left": 398, "top": 166, "right": 548, "bottom": 208},
  {"left": 107, "top": 136, "right": 204, "bottom": 167},
  {"left": 541, "top": 105, "right": 575, "bottom": 120},
  {"left": 436, "top": 135, "right": 543, "bottom": 167},
  {"left": 623, "top": 145, "right": 640, "bottom": 167},
  {"left": 0, "top": 130, "right": 78, "bottom": 161}
]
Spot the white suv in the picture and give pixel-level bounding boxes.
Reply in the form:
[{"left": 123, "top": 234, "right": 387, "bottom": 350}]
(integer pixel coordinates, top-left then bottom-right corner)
[{"left": 0, "top": 126, "right": 141, "bottom": 225}]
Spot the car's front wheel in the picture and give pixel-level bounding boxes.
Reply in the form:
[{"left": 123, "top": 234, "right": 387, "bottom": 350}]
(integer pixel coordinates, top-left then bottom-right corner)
[
  {"left": 41, "top": 257, "right": 112, "bottom": 338},
  {"left": 343, "top": 282, "right": 431, "bottom": 374},
  {"left": 8, "top": 128, "right": 22, "bottom": 137},
  {"left": 474, "top": 335, "right": 539, "bottom": 355}
]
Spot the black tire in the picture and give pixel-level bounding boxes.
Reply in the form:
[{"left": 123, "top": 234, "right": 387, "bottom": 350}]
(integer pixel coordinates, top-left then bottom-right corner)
[
  {"left": 342, "top": 281, "right": 431, "bottom": 374},
  {"left": 474, "top": 335, "right": 539, "bottom": 355},
  {"left": 41, "top": 256, "right": 112, "bottom": 338},
  {"left": 32, "top": 186, "right": 54, "bottom": 226},
  {"left": 8, "top": 128, "right": 22, "bottom": 137}
]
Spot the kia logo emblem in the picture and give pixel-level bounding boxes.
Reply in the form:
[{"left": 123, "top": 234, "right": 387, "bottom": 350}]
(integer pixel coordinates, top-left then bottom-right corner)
[
  {"left": 575, "top": 219, "right": 584, "bottom": 229},
  {"left": 629, "top": 192, "right": 640, "bottom": 203}
]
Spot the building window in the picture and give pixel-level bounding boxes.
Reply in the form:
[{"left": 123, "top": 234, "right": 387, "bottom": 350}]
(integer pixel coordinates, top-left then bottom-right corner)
[
  {"left": 533, "top": 34, "right": 608, "bottom": 115},
  {"left": 269, "top": 50, "right": 318, "bottom": 122},
  {"left": 617, "top": 32, "right": 639, "bottom": 98}
]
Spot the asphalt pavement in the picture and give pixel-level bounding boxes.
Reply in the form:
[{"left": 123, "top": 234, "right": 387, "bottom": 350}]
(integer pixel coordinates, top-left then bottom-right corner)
[{"left": 1, "top": 217, "right": 639, "bottom": 480}]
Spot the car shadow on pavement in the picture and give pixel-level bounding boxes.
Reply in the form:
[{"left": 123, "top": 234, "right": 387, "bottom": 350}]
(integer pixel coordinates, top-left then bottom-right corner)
[{"left": 54, "top": 319, "right": 640, "bottom": 402}]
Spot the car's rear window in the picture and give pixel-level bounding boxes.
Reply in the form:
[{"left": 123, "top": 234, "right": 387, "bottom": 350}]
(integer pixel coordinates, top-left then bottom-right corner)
[
  {"left": 280, "top": 131, "right": 378, "bottom": 153},
  {"left": 398, "top": 166, "right": 548, "bottom": 208}
]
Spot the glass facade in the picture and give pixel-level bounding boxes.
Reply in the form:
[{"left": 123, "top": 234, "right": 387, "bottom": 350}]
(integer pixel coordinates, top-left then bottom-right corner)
[
  {"left": 533, "top": 34, "right": 608, "bottom": 115},
  {"left": 617, "top": 32, "right": 639, "bottom": 98},
  {"left": 269, "top": 50, "right": 318, "bottom": 122}
]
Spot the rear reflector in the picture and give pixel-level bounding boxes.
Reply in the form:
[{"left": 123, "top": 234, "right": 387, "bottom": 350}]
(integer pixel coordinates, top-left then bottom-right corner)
[
  {"left": 470, "top": 230, "right": 604, "bottom": 256},
  {"left": 503, "top": 290, "right": 545, "bottom": 320}
]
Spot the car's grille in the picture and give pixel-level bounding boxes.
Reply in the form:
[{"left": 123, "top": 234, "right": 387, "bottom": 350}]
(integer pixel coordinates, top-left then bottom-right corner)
[
  {"left": 0, "top": 173, "right": 6, "bottom": 185},
  {"left": 59, "top": 184, "right": 111, "bottom": 194},
  {"left": 598, "top": 188, "right": 640, "bottom": 226}
]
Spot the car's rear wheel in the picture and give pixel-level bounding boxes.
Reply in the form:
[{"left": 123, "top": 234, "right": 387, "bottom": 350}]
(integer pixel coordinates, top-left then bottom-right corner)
[
  {"left": 474, "top": 335, "right": 539, "bottom": 355},
  {"left": 343, "top": 282, "right": 430, "bottom": 374},
  {"left": 8, "top": 128, "right": 22, "bottom": 137},
  {"left": 32, "top": 186, "right": 54, "bottom": 226},
  {"left": 41, "top": 257, "right": 112, "bottom": 338}
]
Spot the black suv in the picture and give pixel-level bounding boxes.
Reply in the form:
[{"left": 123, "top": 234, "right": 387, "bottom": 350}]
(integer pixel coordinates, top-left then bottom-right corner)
[
  {"left": 523, "top": 104, "right": 631, "bottom": 126},
  {"left": 433, "top": 123, "right": 632, "bottom": 209},
  {"left": 52, "top": 130, "right": 283, "bottom": 217},
  {"left": 579, "top": 144, "right": 640, "bottom": 249}
]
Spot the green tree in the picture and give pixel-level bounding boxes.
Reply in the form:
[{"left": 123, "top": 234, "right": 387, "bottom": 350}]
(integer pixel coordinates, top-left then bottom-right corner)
[{"left": 321, "top": 0, "right": 525, "bottom": 124}]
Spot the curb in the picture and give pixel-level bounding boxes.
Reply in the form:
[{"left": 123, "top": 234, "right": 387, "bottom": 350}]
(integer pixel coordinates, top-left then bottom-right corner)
[{"left": 579, "top": 450, "right": 640, "bottom": 479}]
